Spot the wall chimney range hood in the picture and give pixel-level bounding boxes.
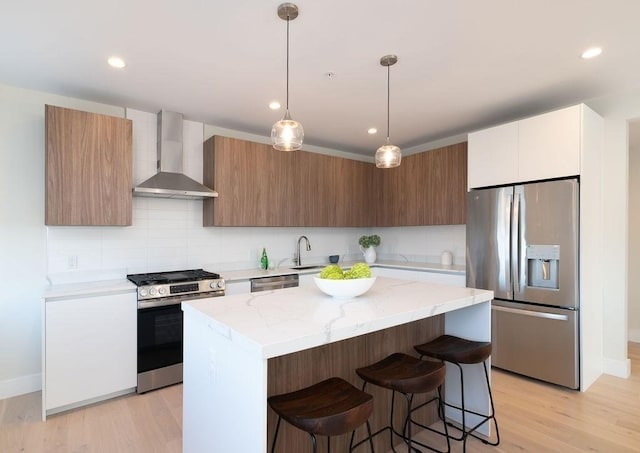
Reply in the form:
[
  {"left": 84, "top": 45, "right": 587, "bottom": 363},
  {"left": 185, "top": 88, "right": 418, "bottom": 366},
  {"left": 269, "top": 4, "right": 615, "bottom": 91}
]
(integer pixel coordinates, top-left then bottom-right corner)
[{"left": 133, "top": 110, "right": 218, "bottom": 199}]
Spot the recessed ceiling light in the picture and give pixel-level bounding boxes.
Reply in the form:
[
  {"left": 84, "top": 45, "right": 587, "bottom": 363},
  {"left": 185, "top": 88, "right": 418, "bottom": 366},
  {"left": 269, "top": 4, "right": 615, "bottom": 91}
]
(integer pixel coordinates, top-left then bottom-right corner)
[
  {"left": 107, "top": 56, "right": 126, "bottom": 68},
  {"left": 368, "top": 128, "right": 377, "bottom": 135},
  {"left": 581, "top": 47, "right": 602, "bottom": 59},
  {"left": 269, "top": 101, "right": 281, "bottom": 110}
]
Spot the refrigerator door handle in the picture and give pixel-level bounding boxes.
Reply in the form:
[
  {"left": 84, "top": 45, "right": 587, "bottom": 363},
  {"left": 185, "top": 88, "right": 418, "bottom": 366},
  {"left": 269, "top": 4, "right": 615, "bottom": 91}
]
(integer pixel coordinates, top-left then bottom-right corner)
[
  {"left": 506, "top": 193, "right": 514, "bottom": 299},
  {"left": 511, "top": 192, "right": 521, "bottom": 294},
  {"left": 493, "top": 305, "right": 569, "bottom": 321}
]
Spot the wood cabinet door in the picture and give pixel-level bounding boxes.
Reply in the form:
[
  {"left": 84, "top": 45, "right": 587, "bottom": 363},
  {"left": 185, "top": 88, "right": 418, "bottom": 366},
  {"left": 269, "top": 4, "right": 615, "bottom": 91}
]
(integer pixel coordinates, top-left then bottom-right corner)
[
  {"left": 204, "top": 136, "right": 292, "bottom": 226},
  {"left": 518, "top": 104, "right": 581, "bottom": 182},
  {"left": 331, "top": 157, "right": 374, "bottom": 227},
  {"left": 45, "top": 105, "right": 132, "bottom": 226},
  {"left": 467, "top": 121, "right": 518, "bottom": 189},
  {"left": 376, "top": 143, "right": 467, "bottom": 226},
  {"left": 423, "top": 143, "right": 467, "bottom": 225},
  {"left": 205, "top": 136, "right": 374, "bottom": 227}
]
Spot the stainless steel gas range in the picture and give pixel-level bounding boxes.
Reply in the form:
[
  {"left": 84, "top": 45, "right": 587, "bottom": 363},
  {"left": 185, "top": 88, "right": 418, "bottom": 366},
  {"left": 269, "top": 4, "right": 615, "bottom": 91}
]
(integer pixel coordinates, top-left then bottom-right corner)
[{"left": 127, "top": 269, "right": 225, "bottom": 393}]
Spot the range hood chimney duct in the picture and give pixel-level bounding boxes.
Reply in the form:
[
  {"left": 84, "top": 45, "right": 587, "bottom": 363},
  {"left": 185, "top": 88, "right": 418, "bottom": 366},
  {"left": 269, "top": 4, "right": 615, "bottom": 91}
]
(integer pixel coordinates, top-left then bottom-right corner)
[{"left": 133, "top": 110, "right": 218, "bottom": 199}]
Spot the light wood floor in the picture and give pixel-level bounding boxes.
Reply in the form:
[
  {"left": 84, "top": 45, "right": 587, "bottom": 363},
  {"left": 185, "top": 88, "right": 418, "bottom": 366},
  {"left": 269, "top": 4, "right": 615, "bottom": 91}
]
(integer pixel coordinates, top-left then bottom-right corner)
[{"left": 1, "top": 343, "right": 639, "bottom": 453}]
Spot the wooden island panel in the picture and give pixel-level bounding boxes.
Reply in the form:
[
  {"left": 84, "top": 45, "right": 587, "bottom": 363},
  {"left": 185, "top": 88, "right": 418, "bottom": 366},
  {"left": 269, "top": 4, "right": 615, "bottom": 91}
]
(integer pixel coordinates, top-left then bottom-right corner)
[{"left": 267, "top": 315, "right": 444, "bottom": 452}]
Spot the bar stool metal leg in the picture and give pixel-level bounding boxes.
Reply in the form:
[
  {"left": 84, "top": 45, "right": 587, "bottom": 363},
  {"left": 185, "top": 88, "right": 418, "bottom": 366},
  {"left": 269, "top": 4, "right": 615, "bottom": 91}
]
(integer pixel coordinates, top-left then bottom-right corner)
[
  {"left": 357, "top": 353, "right": 451, "bottom": 453},
  {"left": 432, "top": 361, "right": 500, "bottom": 452}
]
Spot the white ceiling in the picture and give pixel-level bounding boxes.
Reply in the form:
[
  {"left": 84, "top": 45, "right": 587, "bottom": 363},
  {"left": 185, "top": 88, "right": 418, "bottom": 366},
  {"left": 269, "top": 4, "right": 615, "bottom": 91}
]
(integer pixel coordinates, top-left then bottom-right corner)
[{"left": 2, "top": 0, "right": 640, "bottom": 156}]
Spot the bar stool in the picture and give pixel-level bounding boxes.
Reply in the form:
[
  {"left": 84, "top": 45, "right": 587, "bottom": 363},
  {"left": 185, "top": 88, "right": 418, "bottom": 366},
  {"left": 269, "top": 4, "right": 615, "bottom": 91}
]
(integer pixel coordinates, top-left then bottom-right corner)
[
  {"left": 414, "top": 335, "right": 500, "bottom": 452},
  {"left": 267, "top": 377, "right": 375, "bottom": 453},
  {"left": 355, "top": 352, "right": 450, "bottom": 453}
]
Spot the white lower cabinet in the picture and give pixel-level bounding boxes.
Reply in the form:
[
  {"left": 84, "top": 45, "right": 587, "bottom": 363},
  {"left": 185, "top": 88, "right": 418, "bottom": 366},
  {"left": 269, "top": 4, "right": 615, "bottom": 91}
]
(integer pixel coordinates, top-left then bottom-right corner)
[{"left": 43, "top": 291, "right": 137, "bottom": 417}]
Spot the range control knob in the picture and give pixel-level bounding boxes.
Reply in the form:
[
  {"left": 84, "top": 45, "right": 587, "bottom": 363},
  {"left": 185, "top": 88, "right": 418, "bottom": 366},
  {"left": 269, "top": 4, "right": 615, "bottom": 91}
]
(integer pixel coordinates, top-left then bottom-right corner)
[
  {"left": 210, "top": 280, "right": 225, "bottom": 290},
  {"left": 139, "top": 288, "right": 148, "bottom": 297},
  {"left": 149, "top": 287, "right": 157, "bottom": 296},
  {"left": 158, "top": 287, "right": 167, "bottom": 296}
]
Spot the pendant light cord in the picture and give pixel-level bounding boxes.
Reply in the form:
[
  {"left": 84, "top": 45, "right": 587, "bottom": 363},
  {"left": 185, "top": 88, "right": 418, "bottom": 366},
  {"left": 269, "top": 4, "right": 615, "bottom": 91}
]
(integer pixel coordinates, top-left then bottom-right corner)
[
  {"left": 286, "top": 16, "right": 290, "bottom": 111},
  {"left": 386, "top": 63, "right": 391, "bottom": 142}
]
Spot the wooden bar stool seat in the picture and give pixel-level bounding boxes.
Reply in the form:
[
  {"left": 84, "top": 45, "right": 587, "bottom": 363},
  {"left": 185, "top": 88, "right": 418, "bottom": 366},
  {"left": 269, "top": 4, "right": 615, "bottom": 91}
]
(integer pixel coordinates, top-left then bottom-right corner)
[
  {"left": 414, "top": 335, "right": 500, "bottom": 452},
  {"left": 355, "top": 352, "right": 450, "bottom": 453},
  {"left": 268, "top": 377, "right": 375, "bottom": 453}
]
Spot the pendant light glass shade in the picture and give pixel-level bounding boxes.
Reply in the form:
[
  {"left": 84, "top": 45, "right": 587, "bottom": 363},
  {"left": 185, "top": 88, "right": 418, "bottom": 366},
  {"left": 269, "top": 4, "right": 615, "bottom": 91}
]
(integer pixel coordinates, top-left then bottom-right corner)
[
  {"left": 271, "top": 109, "right": 304, "bottom": 151},
  {"left": 376, "top": 54, "right": 401, "bottom": 168},
  {"left": 375, "top": 140, "right": 402, "bottom": 168},
  {"left": 272, "top": 3, "right": 304, "bottom": 151}
]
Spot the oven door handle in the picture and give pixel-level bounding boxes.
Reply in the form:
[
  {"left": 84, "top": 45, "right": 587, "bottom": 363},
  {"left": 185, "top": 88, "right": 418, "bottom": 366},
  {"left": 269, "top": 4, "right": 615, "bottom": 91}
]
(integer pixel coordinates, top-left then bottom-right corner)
[
  {"left": 137, "top": 291, "right": 224, "bottom": 309},
  {"left": 138, "top": 299, "right": 183, "bottom": 309}
]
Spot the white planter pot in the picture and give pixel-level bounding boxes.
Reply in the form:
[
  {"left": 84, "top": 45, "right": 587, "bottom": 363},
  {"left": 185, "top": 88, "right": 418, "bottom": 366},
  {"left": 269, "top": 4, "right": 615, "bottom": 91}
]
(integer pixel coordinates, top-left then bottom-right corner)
[{"left": 362, "top": 246, "right": 377, "bottom": 264}]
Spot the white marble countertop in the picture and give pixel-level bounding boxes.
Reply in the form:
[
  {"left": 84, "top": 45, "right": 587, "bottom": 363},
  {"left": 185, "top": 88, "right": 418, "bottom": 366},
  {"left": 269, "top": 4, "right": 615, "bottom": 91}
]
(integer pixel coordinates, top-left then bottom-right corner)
[
  {"left": 216, "top": 259, "right": 465, "bottom": 283},
  {"left": 43, "top": 279, "right": 136, "bottom": 300},
  {"left": 182, "top": 276, "right": 492, "bottom": 359}
]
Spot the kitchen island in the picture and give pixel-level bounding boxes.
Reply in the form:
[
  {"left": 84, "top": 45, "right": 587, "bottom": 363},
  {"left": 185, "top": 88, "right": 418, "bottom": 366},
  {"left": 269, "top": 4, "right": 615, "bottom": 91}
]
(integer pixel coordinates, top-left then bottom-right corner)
[{"left": 182, "top": 277, "right": 493, "bottom": 452}]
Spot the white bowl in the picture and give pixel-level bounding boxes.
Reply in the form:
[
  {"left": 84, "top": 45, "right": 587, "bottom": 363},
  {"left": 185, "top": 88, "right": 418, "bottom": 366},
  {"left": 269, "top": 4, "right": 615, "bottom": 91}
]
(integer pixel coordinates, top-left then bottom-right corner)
[{"left": 313, "top": 276, "right": 376, "bottom": 299}]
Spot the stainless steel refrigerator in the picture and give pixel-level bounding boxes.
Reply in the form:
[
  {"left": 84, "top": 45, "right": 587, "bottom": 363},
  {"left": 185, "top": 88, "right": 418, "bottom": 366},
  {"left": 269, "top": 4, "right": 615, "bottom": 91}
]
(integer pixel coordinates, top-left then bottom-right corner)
[{"left": 466, "top": 178, "right": 579, "bottom": 389}]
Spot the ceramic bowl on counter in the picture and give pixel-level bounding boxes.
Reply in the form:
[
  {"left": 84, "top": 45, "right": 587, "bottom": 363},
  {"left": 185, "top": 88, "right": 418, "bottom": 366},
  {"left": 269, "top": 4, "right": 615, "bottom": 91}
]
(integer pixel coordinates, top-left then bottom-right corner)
[{"left": 313, "top": 276, "right": 376, "bottom": 299}]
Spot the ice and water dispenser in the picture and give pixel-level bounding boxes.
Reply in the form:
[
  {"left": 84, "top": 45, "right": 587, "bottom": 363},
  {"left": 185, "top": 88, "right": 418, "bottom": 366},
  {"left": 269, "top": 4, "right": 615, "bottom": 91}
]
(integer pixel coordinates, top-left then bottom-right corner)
[{"left": 526, "top": 244, "right": 560, "bottom": 289}]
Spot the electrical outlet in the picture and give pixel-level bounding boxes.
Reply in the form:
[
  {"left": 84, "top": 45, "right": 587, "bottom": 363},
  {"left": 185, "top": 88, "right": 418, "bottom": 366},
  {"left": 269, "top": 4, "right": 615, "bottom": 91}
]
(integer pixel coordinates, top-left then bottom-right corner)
[{"left": 67, "top": 255, "right": 78, "bottom": 269}]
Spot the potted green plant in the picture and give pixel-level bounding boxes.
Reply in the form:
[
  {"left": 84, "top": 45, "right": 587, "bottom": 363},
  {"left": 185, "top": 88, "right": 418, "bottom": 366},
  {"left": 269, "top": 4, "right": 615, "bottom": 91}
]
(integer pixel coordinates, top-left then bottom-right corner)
[{"left": 358, "top": 234, "right": 380, "bottom": 264}]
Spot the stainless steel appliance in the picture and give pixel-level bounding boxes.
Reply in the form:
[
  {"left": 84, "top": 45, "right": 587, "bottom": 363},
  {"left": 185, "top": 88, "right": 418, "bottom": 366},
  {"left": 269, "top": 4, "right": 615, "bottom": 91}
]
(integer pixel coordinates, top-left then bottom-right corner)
[
  {"left": 127, "top": 269, "right": 225, "bottom": 393},
  {"left": 466, "top": 178, "right": 580, "bottom": 389},
  {"left": 250, "top": 274, "right": 299, "bottom": 292}
]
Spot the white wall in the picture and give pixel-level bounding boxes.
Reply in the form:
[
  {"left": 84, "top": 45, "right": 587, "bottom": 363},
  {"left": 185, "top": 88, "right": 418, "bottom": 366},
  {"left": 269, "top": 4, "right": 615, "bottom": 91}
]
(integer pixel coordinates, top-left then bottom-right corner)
[
  {"left": 588, "top": 89, "right": 640, "bottom": 378},
  {"left": 0, "top": 84, "right": 465, "bottom": 398},
  {"left": 0, "top": 85, "right": 123, "bottom": 398},
  {"left": 628, "top": 121, "right": 640, "bottom": 342}
]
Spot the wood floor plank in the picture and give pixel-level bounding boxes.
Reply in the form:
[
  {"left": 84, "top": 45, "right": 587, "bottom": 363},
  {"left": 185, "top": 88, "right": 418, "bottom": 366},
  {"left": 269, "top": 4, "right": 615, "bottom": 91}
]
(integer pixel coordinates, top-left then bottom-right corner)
[{"left": 1, "top": 343, "right": 639, "bottom": 452}]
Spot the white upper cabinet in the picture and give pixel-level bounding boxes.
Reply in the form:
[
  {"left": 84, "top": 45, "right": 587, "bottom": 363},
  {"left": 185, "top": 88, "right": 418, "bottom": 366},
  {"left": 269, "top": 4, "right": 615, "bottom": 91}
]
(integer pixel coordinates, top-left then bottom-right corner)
[
  {"left": 518, "top": 105, "right": 581, "bottom": 183},
  {"left": 468, "top": 104, "right": 593, "bottom": 189},
  {"left": 468, "top": 121, "right": 518, "bottom": 188}
]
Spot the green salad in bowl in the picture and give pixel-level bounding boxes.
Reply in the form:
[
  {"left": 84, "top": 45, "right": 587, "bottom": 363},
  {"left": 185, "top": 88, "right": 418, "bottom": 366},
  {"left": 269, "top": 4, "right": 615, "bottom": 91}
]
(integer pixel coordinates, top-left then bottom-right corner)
[{"left": 314, "top": 262, "right": 376, "bottom": 299}]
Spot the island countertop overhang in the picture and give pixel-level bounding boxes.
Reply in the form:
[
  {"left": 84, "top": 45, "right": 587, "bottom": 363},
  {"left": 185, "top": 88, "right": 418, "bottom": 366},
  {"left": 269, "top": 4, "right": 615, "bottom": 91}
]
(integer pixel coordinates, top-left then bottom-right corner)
[{"left": 182, "top": 277, "right": 493, "bottom": 360}]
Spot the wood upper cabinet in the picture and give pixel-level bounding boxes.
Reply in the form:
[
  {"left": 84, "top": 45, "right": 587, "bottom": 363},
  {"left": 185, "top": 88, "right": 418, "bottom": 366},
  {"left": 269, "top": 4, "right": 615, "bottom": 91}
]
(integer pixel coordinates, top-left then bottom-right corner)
[
  {"left": 203, "top": 136, "right": 375, "bottom": 227},
  {"left": 204, "top": 135, "right": 464, "bottom": 227},
  {"left": 376, "top": 143, "right": 467, "bottom": 226},
  {"left": 45, "top": 105, "right": 132, "bottom": 226},
  {"left": 203, "top": 136, "right": 291, "bottom": 226}
]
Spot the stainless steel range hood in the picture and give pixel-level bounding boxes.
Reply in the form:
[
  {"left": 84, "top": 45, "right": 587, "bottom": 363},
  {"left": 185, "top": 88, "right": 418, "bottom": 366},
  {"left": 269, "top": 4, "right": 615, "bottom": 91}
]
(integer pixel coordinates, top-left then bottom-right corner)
[{"left": 133, "top": 110, "right": 218, "bottom": 199}]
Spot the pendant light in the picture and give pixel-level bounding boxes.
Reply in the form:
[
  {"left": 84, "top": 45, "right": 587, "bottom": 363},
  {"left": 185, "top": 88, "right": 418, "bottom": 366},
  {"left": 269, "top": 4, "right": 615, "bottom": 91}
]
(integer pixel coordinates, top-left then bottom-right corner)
[
  {"left": 375, "top": 54, "right": 401, "bottom": 168},
  {"left": 271, "top": 3, "right": 304, "bottom": 151}
]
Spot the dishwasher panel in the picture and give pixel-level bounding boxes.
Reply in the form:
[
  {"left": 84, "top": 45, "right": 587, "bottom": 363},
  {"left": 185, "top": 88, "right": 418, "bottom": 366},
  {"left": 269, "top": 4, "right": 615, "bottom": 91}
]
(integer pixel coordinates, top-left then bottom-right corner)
[{"left": 250, "top": 274, "right": 299, "bottom": 292}]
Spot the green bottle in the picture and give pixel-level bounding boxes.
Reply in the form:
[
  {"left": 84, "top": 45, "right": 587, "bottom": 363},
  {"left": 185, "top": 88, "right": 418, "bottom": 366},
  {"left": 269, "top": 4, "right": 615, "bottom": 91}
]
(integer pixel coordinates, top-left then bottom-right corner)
[{"left": 260, "top": 248, "right": 269, "bottom": 270}]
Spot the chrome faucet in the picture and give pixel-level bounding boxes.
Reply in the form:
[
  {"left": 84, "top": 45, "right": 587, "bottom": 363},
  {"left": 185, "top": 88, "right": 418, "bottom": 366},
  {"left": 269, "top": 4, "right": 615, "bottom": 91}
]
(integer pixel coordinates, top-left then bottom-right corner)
[{"left": 295, "top": 235, "right": 311, "bottom": 266}]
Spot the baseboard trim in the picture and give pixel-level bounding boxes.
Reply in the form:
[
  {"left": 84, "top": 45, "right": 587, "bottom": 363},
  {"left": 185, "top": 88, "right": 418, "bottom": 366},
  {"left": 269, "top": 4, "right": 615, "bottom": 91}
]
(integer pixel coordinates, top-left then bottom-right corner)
[
  {"left": 0, "top": 373, "right": 42, "bottom": 400},
  {"left": 603, "top": 357, "right": 631, "bottom": 379}
]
